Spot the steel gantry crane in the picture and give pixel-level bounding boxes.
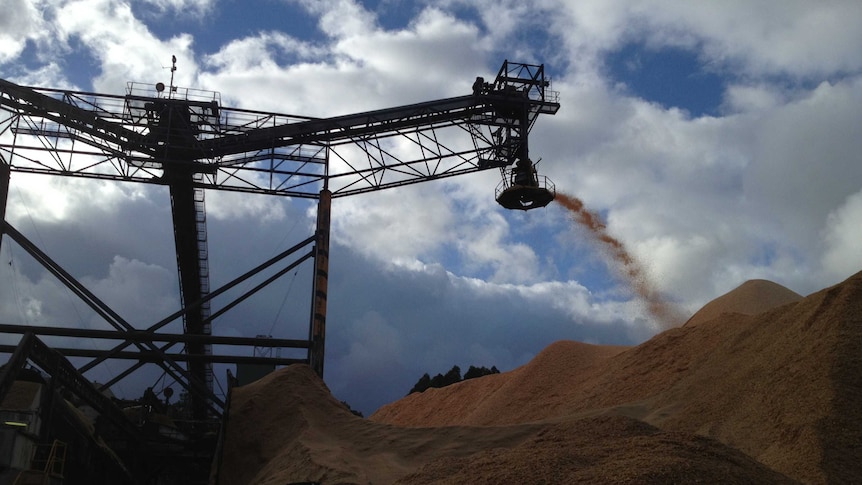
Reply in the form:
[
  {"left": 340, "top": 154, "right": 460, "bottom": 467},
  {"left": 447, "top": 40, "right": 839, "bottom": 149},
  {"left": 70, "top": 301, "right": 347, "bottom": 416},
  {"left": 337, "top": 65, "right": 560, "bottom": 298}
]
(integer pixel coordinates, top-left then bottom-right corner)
[{"left": 0, "top": 60, "right": 559, "bottom": 429}]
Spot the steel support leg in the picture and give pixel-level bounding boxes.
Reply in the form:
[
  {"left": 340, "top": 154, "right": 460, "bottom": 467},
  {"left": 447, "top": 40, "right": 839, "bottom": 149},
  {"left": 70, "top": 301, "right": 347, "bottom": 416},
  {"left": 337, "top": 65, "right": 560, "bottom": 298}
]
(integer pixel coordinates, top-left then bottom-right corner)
[
  {"left": 168, "top": 178, "right": 212, "bottom": 422},
  {"left": 0, "top": 159, "right": 9, "bottom": 255},
  {"left": 309, "top": 189, "right": 331, "bottom": 376}
]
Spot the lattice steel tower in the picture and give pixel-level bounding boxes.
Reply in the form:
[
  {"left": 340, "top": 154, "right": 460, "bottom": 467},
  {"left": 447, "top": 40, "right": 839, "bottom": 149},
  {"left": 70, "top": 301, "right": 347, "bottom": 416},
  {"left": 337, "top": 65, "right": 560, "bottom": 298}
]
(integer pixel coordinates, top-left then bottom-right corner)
[{"left": 0, "top": 60, "right": 559, "bottom": 427}]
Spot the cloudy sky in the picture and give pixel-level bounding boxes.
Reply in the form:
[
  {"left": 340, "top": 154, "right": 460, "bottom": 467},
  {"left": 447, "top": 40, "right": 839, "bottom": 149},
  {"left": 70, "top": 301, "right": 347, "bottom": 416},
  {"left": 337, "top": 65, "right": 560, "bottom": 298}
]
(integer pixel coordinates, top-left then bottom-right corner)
[{"left": 1, "top": 0, "right": 861, "bottom": 415}]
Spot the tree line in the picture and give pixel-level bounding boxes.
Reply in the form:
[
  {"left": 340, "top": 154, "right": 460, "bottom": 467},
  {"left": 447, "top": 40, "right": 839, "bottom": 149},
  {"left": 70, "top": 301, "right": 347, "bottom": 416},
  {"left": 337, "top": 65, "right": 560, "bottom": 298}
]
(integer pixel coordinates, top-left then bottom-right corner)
[{"left": 408, "top": 365, "right": 500, "bottom": 395}]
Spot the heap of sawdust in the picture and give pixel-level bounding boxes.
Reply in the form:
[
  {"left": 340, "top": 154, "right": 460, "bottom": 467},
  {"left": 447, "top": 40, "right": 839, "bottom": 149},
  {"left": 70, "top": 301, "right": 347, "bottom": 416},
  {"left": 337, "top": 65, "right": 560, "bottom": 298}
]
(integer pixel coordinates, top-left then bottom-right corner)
[
  {"left": 216, "top": 367, "right": 791, "bottom": 485},
  {"left": 371, "top": 340, "right": 629, "bottom": 428},
  {"left": 217, "top": 271, "right": 862, "bottom": 484},
  {"left": 683, "top": 279, "right": 803, "bottom": 326}
]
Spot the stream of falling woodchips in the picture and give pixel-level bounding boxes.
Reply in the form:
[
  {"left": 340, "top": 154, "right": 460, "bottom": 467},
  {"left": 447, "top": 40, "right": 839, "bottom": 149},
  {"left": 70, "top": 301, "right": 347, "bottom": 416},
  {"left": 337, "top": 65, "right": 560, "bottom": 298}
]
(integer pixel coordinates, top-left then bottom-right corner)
[{"left": 555, "top": 192, "right": 684, "bottom": 329}]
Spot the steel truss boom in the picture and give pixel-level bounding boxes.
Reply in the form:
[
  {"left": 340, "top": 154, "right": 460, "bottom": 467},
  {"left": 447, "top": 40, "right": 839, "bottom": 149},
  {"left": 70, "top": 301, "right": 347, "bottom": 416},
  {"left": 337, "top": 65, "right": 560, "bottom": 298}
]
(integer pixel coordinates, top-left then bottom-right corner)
[{"left": 1, "top": 63, "right": 558, "bottom": 199}]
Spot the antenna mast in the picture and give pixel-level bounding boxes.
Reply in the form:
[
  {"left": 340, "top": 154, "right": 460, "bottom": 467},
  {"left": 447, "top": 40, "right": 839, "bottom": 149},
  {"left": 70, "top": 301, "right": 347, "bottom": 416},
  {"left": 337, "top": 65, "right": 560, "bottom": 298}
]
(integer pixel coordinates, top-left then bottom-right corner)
[{"left": 169, "top": 54, "right": 177, "bottom": 99}]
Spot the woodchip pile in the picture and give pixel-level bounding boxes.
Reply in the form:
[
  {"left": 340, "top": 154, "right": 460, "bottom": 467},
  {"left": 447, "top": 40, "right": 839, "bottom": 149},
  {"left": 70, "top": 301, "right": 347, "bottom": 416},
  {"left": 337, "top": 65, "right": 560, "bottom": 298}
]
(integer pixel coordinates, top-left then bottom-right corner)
[{"left": 215, "top": 270, "right": 862, "bottom": 484}]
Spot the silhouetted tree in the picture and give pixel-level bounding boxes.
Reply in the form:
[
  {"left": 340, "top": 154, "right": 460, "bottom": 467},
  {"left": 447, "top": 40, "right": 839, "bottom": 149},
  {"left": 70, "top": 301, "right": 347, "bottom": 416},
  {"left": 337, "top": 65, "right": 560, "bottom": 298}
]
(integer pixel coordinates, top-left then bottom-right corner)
[
  {"left": 464, "top": 365, "right": 500, "bottom": 380},
  {"left": 340, "top": 400, "right": 363, "bottom": 418},
  {"left": 408, "top": 364, "right": 499, "bottom": 394},
  {"left": 429, "top": 373, "right": 444, "bottom": 388},
  {"left": 442, "top": 365, "right": 461, "bottom": 386},
  {"left": 409, "top": 373, "right": 432, "bottom": 394}
]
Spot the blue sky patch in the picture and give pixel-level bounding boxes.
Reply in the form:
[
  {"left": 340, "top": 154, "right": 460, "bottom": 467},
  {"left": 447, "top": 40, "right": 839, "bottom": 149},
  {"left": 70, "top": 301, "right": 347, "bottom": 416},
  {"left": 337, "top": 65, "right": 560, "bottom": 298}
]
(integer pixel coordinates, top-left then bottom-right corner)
[
  {"left": 133, "top": 0, "right": 325, "bottom": 56},
  {"left": 607, "top": 44, "right": 726, "bottom": 117}
]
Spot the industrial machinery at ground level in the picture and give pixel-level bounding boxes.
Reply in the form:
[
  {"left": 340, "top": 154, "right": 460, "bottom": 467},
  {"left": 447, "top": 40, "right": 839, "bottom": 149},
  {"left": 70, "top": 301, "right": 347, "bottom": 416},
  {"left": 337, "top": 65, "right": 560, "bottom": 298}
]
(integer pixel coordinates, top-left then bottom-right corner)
[{"left": 0, "top": 60, "right": 559, "bottom": 482}]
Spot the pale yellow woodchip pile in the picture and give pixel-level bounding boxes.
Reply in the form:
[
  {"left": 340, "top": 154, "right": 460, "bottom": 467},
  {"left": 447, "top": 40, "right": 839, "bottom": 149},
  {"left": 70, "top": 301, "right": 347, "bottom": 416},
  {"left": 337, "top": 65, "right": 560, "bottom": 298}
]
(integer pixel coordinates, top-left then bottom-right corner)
[
  {"left": 216, "top": 271, "right": 862, "bottom": 484},
  {"left": 683, "top": 278, "right": 803, "bottom": 327}
]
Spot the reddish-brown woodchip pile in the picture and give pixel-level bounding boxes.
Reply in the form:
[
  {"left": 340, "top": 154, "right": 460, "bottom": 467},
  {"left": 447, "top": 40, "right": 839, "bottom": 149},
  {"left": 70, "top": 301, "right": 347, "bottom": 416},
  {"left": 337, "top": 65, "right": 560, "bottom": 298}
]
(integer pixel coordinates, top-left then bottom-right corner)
[{"left": 215, "top": 271, "right": 862, "bottom": 484}]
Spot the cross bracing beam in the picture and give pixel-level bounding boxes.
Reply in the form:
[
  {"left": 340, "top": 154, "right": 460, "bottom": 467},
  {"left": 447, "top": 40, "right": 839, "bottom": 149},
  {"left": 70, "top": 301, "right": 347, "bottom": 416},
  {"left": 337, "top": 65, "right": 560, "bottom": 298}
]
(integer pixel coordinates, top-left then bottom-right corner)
[
  {"left": 0, "top": 324, "right": 310, "bottom": 348},
  {"left": 73, "top": 235, "right": 315, "bottom": 374},
  {"left": 0, "top": 344, "right": 305, "bottom": 365},
  {"left": 2, "top": 219, "right": 224, "bottom": 414},
  {"left": 1, "top": 215, "right": 315, "bottom": 416}
]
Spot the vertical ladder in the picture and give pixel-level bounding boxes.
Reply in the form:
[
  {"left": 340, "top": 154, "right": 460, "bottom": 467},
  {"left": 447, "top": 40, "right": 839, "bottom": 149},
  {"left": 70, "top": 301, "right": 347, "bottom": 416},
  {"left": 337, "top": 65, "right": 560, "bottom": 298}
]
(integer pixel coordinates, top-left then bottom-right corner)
[
  {"left": 192, "top": 181, "right": 214, "bottom": 397},
  {"left": 43, "top": 440, "right": 66, "bottom": 480},
  {"left": 14, "top": 439, "right": 66, "bottom": 485}
]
